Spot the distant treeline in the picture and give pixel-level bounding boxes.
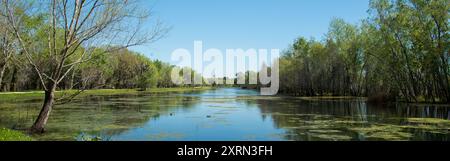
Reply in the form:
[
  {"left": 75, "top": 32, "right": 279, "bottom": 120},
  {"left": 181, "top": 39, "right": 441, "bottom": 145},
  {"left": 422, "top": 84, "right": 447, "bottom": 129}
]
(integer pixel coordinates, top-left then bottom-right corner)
[
  {"left": 0, "top": 47, "right": 197, "bottom": 91},
  {"left": 241, "top": 0, "right": 449, "bottom": 103}
]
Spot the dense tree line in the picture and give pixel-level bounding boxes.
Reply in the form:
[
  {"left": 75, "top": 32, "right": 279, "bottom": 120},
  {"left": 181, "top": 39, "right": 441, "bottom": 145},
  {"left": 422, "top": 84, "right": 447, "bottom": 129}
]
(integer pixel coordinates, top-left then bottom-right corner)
[
  {"left": 0, "top": 5, "right": 197, "bottom": 93},
  {"left": 0, "top": 47, "right": 181, "bottom": 91},
  {"left": 67, "top": 49, "right": 183, "bottom": 90},
  {"left": 243, "top": 0, "right": 449, "bottom": 103}
]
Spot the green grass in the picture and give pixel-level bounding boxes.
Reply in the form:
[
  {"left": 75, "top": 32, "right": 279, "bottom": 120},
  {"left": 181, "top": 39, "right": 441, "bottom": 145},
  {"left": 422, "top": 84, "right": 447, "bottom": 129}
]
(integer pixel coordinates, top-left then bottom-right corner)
[
  {"left": 0, "top": 128, "right": 33, "bottom": 141},
  {"left": 0, "top": 87, "right": 214, "bottom": 102},
  {"left": 0, "top": 91, "right": 44, "bottom": 101}
]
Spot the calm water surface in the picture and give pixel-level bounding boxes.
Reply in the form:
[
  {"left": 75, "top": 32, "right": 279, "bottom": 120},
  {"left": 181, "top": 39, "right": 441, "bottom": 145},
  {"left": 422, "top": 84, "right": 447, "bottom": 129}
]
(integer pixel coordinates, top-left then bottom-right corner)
[{"left": 0, "top": 88, "right": 449, "bottom": 141}]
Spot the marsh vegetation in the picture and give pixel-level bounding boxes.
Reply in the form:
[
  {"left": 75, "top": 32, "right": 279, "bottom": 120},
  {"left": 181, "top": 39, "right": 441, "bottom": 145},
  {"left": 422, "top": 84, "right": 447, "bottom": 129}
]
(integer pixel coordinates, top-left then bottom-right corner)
[{"left": 0, "top": 88, "right": 449, "bottom": 141}]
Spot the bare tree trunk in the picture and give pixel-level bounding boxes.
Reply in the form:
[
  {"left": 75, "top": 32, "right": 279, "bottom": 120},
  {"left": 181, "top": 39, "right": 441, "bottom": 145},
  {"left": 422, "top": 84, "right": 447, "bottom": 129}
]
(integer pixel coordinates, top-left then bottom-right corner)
[
  {"left": 9, "top": 65, "right": 16, "bottom": 91},
  {"left": 0, "top": 63, "right": 6, "bottom": 90},
  {"left": 30, "top": 84, "right": 56, "bottom": 133},
  {"left": 69, "top": 67, "right": 76, "bottom": 89}
]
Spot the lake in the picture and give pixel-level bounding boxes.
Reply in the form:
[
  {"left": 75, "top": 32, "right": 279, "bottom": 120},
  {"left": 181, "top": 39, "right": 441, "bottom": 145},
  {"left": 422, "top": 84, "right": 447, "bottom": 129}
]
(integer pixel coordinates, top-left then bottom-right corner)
[{"left": 0, "top": 88, "right": 449, "bottom": 141}]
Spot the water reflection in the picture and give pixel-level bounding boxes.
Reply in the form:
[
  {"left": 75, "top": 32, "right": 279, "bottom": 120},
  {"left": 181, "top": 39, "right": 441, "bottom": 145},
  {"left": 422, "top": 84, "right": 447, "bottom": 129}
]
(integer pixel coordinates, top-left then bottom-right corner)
[
  {"left": 0, "top": 88, "right": 449, "bottom": 141},
  {"left": 254, "top": 97, "right": 450, "bottom": 141}
]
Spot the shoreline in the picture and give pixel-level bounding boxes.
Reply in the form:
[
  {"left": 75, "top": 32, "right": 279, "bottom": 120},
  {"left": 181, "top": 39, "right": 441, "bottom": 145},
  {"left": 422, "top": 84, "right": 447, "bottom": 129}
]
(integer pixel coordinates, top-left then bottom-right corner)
[{"left": 0, "top": 87, "right": 214, "bottom": 101}]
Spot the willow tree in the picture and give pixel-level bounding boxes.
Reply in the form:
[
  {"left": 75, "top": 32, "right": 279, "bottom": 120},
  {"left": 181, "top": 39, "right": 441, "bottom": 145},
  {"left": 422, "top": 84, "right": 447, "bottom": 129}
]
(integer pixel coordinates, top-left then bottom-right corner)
[{"left": 2, "top": 0, "right": 168, "bottom": 133}]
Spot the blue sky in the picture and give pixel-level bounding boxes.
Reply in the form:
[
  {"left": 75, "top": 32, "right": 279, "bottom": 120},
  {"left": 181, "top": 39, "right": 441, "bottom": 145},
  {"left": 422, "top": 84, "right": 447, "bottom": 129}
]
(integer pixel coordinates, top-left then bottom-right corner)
[{"left": 130, "top": 0, "right": 370, "bottom": 76}]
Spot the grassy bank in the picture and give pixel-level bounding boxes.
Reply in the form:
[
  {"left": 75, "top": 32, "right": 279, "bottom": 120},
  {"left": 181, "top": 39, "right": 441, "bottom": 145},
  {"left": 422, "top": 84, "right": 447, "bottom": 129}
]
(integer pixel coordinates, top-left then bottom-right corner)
[
  {"left": 0, "top": 128, "right": 33, "bottom": 141},
  {"left": 0, "top": 87, "right": 214, "bottom": 102}
]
